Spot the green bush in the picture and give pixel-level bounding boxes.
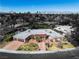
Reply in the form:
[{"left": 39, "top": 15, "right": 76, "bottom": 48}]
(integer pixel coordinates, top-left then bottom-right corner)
[
  {"left": 18, "top": 43, "right": 38, "bottom": 51},
  {"left": 4, "top": 35, "right": 13, "bottom": 42},
  {"left": 4, "top": 33, "right": 15, "bottom": 42},
  {"left": 35, "top": 36, "right": 42, "bottom": 42}
]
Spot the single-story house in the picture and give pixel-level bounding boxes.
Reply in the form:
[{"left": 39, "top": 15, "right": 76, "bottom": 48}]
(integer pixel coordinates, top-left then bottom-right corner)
[{"left": 13, "top": 29, "right": 63, "bottom": 42}]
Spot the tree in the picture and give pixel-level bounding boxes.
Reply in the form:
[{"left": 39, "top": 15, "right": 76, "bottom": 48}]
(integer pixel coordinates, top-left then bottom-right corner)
[{"left": 71, "top": 14, "right": 79, "bottom": 45}]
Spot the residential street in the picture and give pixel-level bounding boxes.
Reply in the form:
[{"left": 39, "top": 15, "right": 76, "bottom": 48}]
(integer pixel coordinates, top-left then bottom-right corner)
[{"left": 0, "top": 47, "right": 79, "bottom": 59}]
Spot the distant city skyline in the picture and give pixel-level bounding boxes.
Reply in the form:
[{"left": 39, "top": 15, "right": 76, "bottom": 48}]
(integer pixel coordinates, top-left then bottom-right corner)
[{"left": 0, "top": 0, "right": 79, "bottom": 13}]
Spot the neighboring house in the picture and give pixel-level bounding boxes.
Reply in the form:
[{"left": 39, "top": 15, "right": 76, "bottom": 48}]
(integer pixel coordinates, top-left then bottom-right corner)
[
  {"left": 16, "top": 18, "right": 24, "bottom": 24},
  {"left": 54, "top": 25, "right": 74, "bottom": 36},
  {"left": 13, "top": 29, "right": 63, "bottom": 42}
]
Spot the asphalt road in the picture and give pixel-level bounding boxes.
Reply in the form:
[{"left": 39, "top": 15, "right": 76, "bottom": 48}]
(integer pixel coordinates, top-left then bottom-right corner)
[{"left": 0, "top": 48, "right": 79, "bottom": 59}]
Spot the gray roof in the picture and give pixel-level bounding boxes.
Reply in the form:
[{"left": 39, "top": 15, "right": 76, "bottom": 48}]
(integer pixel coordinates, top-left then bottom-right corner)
[{"left": 13, "top": 29, "right": 62, "bottom": 40}]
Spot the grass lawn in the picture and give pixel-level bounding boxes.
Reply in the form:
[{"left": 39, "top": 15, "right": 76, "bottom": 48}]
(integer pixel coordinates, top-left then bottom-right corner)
[
  {"left": 48, "top": 40, "right": 75, "bottom": 51},
  {"left": 48, "top": 45, "right": 61, "bottom": 51},
  {"left": 62, "top": 42, "right": 75, "bottom": 49},
  {"left": 48, "top": 41, "right": 62, "bottom": 51}
]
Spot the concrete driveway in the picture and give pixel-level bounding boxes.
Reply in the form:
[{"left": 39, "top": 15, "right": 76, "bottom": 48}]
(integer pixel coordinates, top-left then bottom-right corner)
[{"left": 3, "top": 41, "right": 24, "bottom": 50}]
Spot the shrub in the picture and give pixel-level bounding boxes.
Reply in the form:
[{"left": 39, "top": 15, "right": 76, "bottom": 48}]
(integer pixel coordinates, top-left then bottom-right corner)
[
  {"left": 4, "top": 33, "right": 15, "bottom": 42},
  {"left": 35, "top": 36, "right": 42, "bottom": 42},
  {"left": 18, "top": 43, "right": 38, "bottom": 51}
]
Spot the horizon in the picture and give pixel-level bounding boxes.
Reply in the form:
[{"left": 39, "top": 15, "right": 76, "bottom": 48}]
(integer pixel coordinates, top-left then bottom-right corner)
[{"left": 0, "top": 0, "right": 79, "bottom": 13}]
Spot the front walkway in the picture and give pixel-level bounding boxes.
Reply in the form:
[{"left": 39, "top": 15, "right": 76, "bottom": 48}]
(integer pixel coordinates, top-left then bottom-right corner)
[{"left": 3, "top": 41, "right": 24, "bottom": 50}]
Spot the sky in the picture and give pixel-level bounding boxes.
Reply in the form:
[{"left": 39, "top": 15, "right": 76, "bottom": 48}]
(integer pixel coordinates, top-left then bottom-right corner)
[{"left": 0, "top": 0, "right": 79, "bottom": 13}]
